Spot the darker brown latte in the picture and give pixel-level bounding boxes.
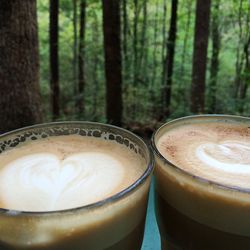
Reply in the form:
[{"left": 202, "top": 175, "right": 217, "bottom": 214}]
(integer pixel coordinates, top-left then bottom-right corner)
[{"left": 152, "top": 115, "right": 250, "bottom": 250}]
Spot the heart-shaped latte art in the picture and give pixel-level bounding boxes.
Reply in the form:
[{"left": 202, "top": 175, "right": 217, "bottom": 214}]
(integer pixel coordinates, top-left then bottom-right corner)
[
  {"left": 196, "top": 141, "right": 250, "bottom": 174},
  {"left": 0, "top": 152, "right": 124, "bottom": 211}
]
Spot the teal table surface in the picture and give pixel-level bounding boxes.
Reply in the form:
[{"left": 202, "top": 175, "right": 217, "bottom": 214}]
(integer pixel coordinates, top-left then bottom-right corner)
[{"left": 141, "top": 179, "right": 161, "bottom": 250}]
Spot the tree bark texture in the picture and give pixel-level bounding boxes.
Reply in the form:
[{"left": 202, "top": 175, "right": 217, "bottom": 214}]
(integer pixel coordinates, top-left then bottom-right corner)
[
  {"left": 180, "top": 0, "right": 192, "bottom": 79},
  {"left": 191, "top": 0, "right": 211, "bottom": 113},
  {"left": 241, "top": 36, "right": 250, "bottom": 100},
  {"left": 122, "top": 0, "right": 128, "bottom": 73},
  {"left": 0, "top": 0, "right": 43, "bottom": 133},
  {"left": 162, "top": 0, "right": 178, "bottom": 118},
  {"left": 151, "top": 0, "right": 159, "bottom": 90},
  {"left": 208, "top": 0, "right": 220, "bottom": 113},
  {"left": 102, "top": 0, "right": 123, "bottom": 126},
  {"left": 139, "top": 0, "right": 147, "bottom": 78},
  {"left": 49, "top": 0, "right": 60, "bottom": 119},
  {"left": 238, "top": 30, "right": 250, "bottom": 113},
  {"left": 73, "top": 0, "right": 78, "bottom": 107},
  {"left": 242, "top": 37, "right": 250, "bottom": 97},
  {"left": 78, "top": 0, "right": 86, "bottom": 115},
  {"left": 92, "top": 16, "right": 100, "bottom": 120},
  {"left": 133, "top": 0, "right": 139, "bottom": 85},
  {"left": 161, "top": 0, "right": 167, "bottom": 72},
  {"left": 234, "top": 0, "right": 244, "bottom": 100},
  {"left": 237, "top": 2, "right": 250, "bottom": 113},
  {"left": 150, "top": 0, "right": 160, "bottom": 119},
  {"left": 131, "top": 0, "right": 140, "bottom": 119}
]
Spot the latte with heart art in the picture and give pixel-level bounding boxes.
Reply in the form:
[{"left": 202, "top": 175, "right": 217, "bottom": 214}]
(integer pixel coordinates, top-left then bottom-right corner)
[
  {"left": 0, "top": 135, "right": 144, "bottom": 212},
  {"left": 0, "top": 123, "right": 153, "bottom": 250}
]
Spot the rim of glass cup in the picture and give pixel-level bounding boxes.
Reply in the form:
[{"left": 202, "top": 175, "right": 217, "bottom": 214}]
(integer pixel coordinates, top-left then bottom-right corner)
[
  {"left": 151, "top": 114, "right": 250, "bottom": 194},
  {"left": 0, "top": 121, "right": 154, "bottom": 215}
]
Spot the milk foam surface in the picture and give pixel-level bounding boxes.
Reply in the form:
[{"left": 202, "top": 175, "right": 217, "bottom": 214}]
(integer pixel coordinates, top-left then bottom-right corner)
[
  {"left": 0, "top": 136, "right": 144, "bottom": 211},
  {"left": 157, "top": 121, "right": 250, "bottom": 189}
]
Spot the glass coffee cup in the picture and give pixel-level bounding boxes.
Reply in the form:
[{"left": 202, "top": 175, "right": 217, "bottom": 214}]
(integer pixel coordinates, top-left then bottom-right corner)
[
  {"left": 0, "top": 122, "right": 154, "bottom": 249},
  {"left": 152, "top": 115, "right": 250, "bottom": 250}
]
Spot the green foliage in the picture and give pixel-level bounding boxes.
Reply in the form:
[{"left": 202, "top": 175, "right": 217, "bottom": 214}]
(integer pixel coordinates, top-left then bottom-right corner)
[{"left": 37, "top": 0, "right": 250, "bottom": 126}]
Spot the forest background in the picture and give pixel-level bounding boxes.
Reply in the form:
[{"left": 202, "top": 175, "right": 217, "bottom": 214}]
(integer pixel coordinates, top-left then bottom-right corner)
[{"left": 0, "top": 0, "right": 249, "bottom": 136}]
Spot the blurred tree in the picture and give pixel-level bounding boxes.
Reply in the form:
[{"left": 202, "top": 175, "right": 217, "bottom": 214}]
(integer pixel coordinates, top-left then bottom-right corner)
[
  {"left": 0, "top": 0, "right": 43, "bottom": 133},
  {"left": 234, "top": 0, "right": 244, "bottom": 105},
  {"left": 238, "top": 4, "right": 250, "bottom": 113},
  {"left": 131, "top": 0, "right": 140, "bottom": 119},
  {"left": 139, "top": 0, "right": 148, "bottom": 79},
  {"left": 208, "top": 0, "right": 220, "bottom": 113},
  {"left": 234, "top": 0, "right": 250, "bottom": 113},
  {"left": 191, "top": 0, "right": 211, "bottom": 113},
  {"left": 150, "top": 0, "right": 160, "bottom": 101},
  {"left": 162, "top": 0, "right": 178, "bottom": 118},
  {"left": 102, "top": 0, "right": 123, "bottom": 126},
  {"left": 121, "top": 0, "right": 129, "bottom": 120},
  {"left": 122, "top": 0, "right": 128, "bottom": 77},
  {"left": 49, "top": 0, "right": 60, "bottom": 119},
  {"left": 161, "top": 0, "right": 167, "bottom": 73},
  {"left": 92, "top": 12, "right": 100, "bottom": 120},
  {"left": 178, "top": 0, "right": 192, "bottom": 109},
  {"left": 73, "top": 0, "right": 78, "bottom": 109},
  {"left": 78, "top": 0, "right": 86, "bottom": 115},
  {"left": 180, "top": 0, "right": 192, "bottom": 80},
  {"left": 133, "top": 0, "right": 139, "bottom": 85}
]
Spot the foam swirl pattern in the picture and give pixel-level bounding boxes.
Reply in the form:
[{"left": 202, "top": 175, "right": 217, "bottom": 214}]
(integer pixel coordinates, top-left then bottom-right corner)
[
  {"left": 0, "top": 136, "right": 143, "bottom": 211},
  {"left": 196, "top": 141, "right": 250, "bottom": 174},
  {"left": 157, "top": 122, "right": 250, "bottom": 189}
]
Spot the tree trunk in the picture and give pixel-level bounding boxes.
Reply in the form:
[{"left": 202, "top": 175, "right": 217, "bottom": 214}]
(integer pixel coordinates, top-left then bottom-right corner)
[
  {"left": 73, "top": 0, "right": 78, "bottom": 109},
  {"left": 180, "top": 0, "right": 192, "bottom": 79},
  {"left": 139, "top": 0, "right": 147, "bottom": 78},
  {"left": 178, "top": 0, "right": 192, "bottom": 105},
  {"left": 49, "top": 0, "right": 60, "bottom": 120},
  {"left": 122, "top": 0, "right": 128, "bottom": 73},
  {"left": 121, "top": 0, "right": 130, "bottom": 119},
  {"left": 92, "top": 14, "right": 100, "bottom": 120},
  {"left": 133, "top": 0, "right": 139, "bottom": 85},
  {"left": 238, "top": 30, "right": 250, "bottom": 113},
  {"left": 78, "top": 0, "right": 86, "bottom": 115},
  {"left": 233, "top": 0, "right": 250, "bottom": 114},
  {"left": 161, "top": 0, "right": 167, "bottom": 72},
  {"left": 234, "top": 0, "right": 243, "bottom": 100},
  {"left": 190, "top": 0, "right": 211, "bottom": 113},
  {"left": 151, "top": 0, "right": 159, "bottom": 90},
  {"left": 0, "top": 0, "right": 43, "bottom": 133},
  {"left": 162, "top": 0, "right": 178, "bottom": 118},
  {"left": 131, "top": 0, "right": 140, "bottom": 119},
  {"left": 150, "top": 0, "right": 160, "bottom": 119},
  {"left": 208, "top": 0, "right": 220, "bottom": 113},
  {"left": 102, "top": 0, "right": 123, "bottom": 126},
  {"left": 240, "top": 2, "right": 250, "bottom": 102}
]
